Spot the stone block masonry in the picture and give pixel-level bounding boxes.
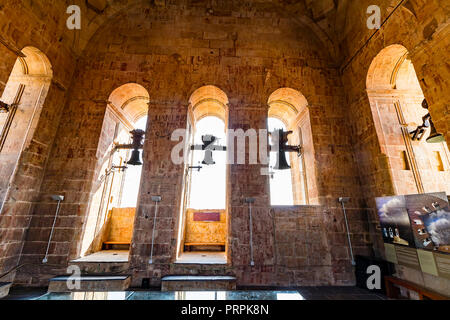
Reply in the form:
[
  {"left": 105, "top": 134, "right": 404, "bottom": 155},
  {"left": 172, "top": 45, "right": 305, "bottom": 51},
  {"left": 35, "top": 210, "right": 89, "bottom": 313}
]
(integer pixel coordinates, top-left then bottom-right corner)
[{"left": 0, "top": 1, "right": 447, "bottom": 296}]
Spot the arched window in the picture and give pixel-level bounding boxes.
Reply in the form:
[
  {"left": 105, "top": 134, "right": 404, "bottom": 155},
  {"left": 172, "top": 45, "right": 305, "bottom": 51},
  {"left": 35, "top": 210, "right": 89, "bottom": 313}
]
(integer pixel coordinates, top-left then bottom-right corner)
[
  {"left": 268, "top": 117, "right": 294, "bottom": 205},
  {"left": 120, "top": 116, "right": 147, "bottom": 208},
  {"left": 367, "top": 45, "right": 450, "bottom": 195},
  {"left": 189, "top": 116, "right": 226, "bottom": 209},
  {"left": 79, "top": 83, "right": 149, "bottom": 259},
  {"left": 267, "top": 88, "right": 317, "bottom": 205},
  {"left": 175, "top": 85, "right": 229, "bottom": 263},
  {"left": 0, "top": 47, "right": 52, "bottom": 212}
]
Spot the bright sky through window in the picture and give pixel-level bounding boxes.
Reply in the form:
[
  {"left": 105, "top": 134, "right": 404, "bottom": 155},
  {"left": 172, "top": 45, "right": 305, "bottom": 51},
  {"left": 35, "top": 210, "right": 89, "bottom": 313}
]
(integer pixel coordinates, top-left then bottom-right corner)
[
  {"left": 120, "top": 116, "right": 147, "bottom": 208},
  {"left": 268, "top": 117, "right": 294, "bottom": 206},
  {"left": 119, "top": 116, "right": 293, "bottom": 208},
  {"left": 189, "top": 116, "right": 226, "bottom": 210}
]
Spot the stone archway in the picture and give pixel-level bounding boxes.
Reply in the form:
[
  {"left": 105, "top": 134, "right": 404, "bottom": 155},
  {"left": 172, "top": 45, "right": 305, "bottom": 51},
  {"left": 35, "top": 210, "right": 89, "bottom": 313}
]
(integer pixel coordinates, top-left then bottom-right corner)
[
  {"left": 366, "top": 45, "right": 450, "bottom": 196},
  {"left": 267, "top": 88, "right": 318, "bottom": 205}
]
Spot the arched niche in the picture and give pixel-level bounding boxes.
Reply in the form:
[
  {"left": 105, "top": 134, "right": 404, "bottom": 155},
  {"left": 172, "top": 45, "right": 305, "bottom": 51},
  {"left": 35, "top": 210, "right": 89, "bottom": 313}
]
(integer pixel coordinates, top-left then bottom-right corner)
[
  {"left": 79, "top": 83, "right": 150, "bottom": 258},
  {"left": 188, "top": 85, "right": 229, "bottom": 126},
  {"left": 268, "top": 87, "right": 308, "bottom": 128},
  {"left": 267, "top": 88, "right": 318, "bottom": 205},
  {"left": 175, "top": 85, "right": 230, "bottom": 262},
  {"left": 0, "top": 46, "right": 53, "bottom": 211},
  {"left": 366, "top": 44, "right": 409, "bottom": 91},
  {"left": 366, "top": 45, "right": 450, "bottom": 196},
  {"left": 108, "top": 83, "right": 150, "bottom": 125}
]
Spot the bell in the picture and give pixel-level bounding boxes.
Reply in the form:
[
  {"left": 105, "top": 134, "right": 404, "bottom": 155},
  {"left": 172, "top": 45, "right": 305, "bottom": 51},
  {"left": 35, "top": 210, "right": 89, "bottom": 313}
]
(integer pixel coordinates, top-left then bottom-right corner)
[
  {"left": 274, "top": 151, "right": 290, "bottom": 170},
  {"left": 426, "top": 120, "right": 445, "bottom": 143},
  {"left": 202, "top": 150, "right": 215, "bottom": 165},
  {"left": 130, "top": 129, "right": 145, "bottom": 148},
  {"left": 271, "top": 129, "right": 295, "bottom": 170},
  {"left": 126, "top": 149, "right": 142, "bottom": 166},
  {"left": 0, "top": 101, "right": 9, "bottom": 113}
]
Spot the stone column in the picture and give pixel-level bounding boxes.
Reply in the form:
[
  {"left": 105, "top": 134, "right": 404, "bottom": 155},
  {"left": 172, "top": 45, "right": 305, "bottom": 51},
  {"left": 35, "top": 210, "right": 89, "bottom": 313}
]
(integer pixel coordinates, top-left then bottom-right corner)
[
  {"left": 130, "top": 102, "right": 187, "bottom": 286},
  {"left": 1, "top": 81, "right": 68, "bottom": 285},
  {"left": 227, "top": 103, "right": 274, "bottom": 285}
]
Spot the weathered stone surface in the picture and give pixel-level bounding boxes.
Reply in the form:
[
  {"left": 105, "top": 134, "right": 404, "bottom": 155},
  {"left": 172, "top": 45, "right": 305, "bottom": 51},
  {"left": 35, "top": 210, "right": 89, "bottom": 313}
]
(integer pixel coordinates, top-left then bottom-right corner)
[
  {"left": 0, "top": 1, "right": 448, "bottom": 296},
  {"left": 161, "top": 275, "right": 236, "bottom": 291},
  {"left": 48, "top": 275, "right": 131, "bottom": 292}
]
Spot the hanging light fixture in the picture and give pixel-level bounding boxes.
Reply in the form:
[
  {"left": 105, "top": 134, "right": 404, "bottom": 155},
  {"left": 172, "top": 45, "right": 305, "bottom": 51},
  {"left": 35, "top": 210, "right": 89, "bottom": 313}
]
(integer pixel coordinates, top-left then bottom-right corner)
[
  {"left": 426, "top": 118, "right": 445, "bottom": 143},
  {"left": 409, "top": 99, "right": 445, "bottom": 143},
  {"left": 0, "top": 101, "right": 9, "bottom": 113}
]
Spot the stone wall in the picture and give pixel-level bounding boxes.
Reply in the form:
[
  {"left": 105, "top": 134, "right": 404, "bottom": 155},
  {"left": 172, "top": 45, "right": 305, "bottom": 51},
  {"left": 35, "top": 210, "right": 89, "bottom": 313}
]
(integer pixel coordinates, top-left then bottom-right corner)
[
  {"left": 10, "top": 1, "right": 368, "bottom": 287},
  {"left": 0, "top": 0, "right": 88, "bottom": 283},
  {"left": 273, "top": 206, "right": 336, "bottom": 286},
  {"left": 340, "top": 0, "right": 450, "bottom": 294},
  {"left": 0, "top": 0, "right": 447, "bottom": 292}
]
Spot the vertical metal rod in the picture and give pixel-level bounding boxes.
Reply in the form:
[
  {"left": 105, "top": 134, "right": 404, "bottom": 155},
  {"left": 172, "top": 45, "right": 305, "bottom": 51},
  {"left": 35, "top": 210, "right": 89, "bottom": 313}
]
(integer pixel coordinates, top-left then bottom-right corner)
[
  {"left": 341, "top": 201, "right": 355, "bottom": 266},
  {"left": 42, "top": 199, "right": 62, "bottom": 264}
]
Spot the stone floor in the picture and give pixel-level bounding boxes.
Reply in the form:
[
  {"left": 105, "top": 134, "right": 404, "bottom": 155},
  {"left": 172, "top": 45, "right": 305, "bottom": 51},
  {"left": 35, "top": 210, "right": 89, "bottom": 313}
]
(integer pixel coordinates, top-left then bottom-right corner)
[
  {"left": 2, "top": 286, "right": 387, "bottom": 300},
  {"left": 175, "top": 252, "right": 227, "bottom": 264},
  {"left": 71, "top": 250, "right": 129, "bottom": 263}
]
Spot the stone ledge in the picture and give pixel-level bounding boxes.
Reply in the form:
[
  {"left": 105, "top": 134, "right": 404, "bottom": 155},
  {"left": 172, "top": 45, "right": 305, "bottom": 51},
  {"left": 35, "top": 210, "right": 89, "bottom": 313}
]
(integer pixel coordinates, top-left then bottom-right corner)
[
  {"left": 162, "top": 275, "right": 236, "bottom": 281},
  {"left": 48, "top": 275, "right": 131, "bottom": 292},
  {"left": 161, "top": 275, "right": 236, "bottom": 291},
  {"left": 49, "top": 275, "right": 129, "bottom": 282}
]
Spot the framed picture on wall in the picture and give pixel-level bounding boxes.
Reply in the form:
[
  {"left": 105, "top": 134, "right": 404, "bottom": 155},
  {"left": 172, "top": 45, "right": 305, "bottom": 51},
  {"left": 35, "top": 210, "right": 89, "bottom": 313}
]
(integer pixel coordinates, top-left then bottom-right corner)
[
  {"left": 375, "top": 195, "right": 416, "bottom": 248},
  {"left": 404, "top": 192, "right": 450, "bottom": 254}
]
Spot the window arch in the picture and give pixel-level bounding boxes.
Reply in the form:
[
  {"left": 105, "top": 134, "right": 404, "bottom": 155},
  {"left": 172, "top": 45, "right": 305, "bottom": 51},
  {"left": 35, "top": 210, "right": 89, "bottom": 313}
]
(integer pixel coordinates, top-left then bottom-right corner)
[
  {"left": 186, "top": 85, "right": 229, "bottom": 210},
  {"left": 0, "top": 46, "right": 52, "bottom": 211},
  {"left": 188, "top": 84, "right": 229, "bottom": 124},
  {"left": 367, "top": 45, "right": 450, "bottom": 196},
  {"left": 267, "top": 88, "right": 317, "bottom": 205},
  {"left": 79, "top": 83, "right": 149, "bottom": 258},
  {"left": 175, "top": 85, "right": 229, "bottom": 263}
]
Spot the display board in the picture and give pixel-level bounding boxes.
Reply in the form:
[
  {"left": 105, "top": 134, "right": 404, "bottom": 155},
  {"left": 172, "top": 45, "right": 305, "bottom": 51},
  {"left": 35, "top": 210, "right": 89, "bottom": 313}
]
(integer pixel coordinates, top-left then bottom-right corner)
[
  {"left": 434, "top": 252, "right": 450, "bottom": 280},
  {"left": 384, "top": 243, "right": 398, "bottom": 264},
  {"left": 416, "top": 249, "right": 439, "bottom": 276},
  {"left": 376, "top": 192, "right": 450, "bottom": 277},
  {"left": 375, "top": 195, "right": 415, "bottom": 248},
  {"left": 395, "top": 246, "right": 421, "bottom": 270},
  {"left": 404, "top": 192, "right": 450, "bottom": 254}
]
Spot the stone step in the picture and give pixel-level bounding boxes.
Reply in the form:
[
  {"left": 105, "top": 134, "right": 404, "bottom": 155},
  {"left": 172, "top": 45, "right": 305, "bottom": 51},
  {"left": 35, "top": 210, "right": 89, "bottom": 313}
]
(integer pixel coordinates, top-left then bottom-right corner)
[
  {"left": 48, "top": 275, "right": 131, "bottom": 292},
  {"left": 161, "top": 275, "right": 236, "bottom": 291},
  {"left": 169, "top": 263, "right": 231, "bottom": 276},
  {"left": 69, "top": 250, "right": 130, "bottom": 274},
  {"left": 0, "top": 282, "right": 12, "bottom": 299},
  {"left": 69, "top": 261, "right": 130, "bottom": 274}
]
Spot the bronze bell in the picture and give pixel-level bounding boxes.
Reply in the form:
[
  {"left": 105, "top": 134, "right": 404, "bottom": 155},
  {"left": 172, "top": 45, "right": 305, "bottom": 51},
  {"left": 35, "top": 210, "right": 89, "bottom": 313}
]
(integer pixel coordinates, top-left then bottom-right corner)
[
  {"left": 201, "top": 135, "right": 216, "bottom": 165},
  {"left": 127, "top": 149, "right": 142, "bottom": 166},
  {"left": 0, "top": 101, "right": 9, "bottom": 113},
  {"left": 274, "top": 150, "right": 290, "bottom": 170},
  {"left": 126, "top": 129, "right": 145, "bottom": 165},
  {"left": 426, "top": 119, "right": 445, "bottom": 143},
  {"left": 271, "top": 129, "right": 301, "bottom": 170}
]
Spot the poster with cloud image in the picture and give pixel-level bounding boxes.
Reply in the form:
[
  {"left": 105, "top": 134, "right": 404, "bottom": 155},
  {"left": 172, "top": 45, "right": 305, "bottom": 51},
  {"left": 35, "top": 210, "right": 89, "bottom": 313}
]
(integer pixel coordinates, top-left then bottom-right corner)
[
  {"left": 405, "top": 192, "right": 450, "bottom": 254},
  {"left": 375, "top": 195, "right": 415, "bottom": 248}
]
